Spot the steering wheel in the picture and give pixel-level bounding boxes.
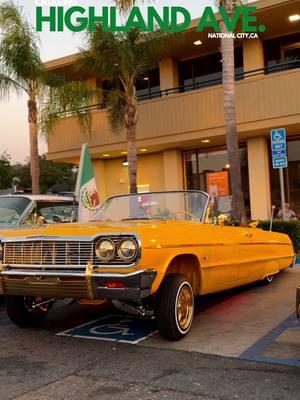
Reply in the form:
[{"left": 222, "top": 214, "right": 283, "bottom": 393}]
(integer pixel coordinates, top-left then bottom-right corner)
[{"left": 170, "top": 211, "right": 199, "bottom": 221}]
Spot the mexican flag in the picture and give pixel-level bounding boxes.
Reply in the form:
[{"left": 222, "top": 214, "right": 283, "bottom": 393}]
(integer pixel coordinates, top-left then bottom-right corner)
[{"left": 75, "top": 144, "right": 100, "bottom": 222}]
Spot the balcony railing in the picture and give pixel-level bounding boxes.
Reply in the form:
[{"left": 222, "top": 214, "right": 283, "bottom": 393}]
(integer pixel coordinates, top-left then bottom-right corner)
[{"left": 59, "top": 60, "right": 300, "bottom": 117}]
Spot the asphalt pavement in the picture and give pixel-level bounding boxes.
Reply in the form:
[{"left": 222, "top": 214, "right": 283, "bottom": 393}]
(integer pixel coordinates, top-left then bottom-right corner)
[{"left": 0, "top": 292, "right": 299, "bottom": 400}]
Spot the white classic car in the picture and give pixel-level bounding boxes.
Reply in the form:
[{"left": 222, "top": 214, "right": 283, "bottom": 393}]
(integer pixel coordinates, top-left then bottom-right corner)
[{"left": 0, "top": 195, "right": 77, "bottom": 228}]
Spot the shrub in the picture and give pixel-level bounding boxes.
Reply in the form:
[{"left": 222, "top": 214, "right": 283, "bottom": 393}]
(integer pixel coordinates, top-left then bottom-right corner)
[{"left": 257, "top": 220, "right": 300, "bottom": 253}]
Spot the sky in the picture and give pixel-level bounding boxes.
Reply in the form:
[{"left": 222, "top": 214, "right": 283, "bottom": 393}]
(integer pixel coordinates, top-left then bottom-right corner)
[{"left": 0, "top": 0, "right": 216, "bottom": 163}]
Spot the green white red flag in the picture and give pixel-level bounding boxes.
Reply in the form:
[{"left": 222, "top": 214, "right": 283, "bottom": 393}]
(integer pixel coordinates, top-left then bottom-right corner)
[{"left": 75, "top": 144, "right": 100, "bottom": 222}]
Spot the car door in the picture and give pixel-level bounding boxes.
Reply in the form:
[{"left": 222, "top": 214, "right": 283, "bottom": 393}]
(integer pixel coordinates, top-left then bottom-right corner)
[{"left": 200, "top": 224, "right": 248, "bottom": 293}]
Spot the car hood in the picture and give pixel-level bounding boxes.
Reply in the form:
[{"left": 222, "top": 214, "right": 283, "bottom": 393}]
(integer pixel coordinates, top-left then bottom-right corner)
[{"left": 0, "top": 220, "right": 191, "bottom": 247}]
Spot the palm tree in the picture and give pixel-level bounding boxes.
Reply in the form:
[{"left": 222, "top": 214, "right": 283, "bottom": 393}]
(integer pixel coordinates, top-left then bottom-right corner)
[
  {"left": 0, "top": 1, "right": 93, "bottom": 194},
  {"left": 115, "top": 1, "right": 247, "bottom": 224},
  {"left": 79, "top": 27, "right": 169, "bottom": 193},
  {"left": 218, "top": 0, "right": 247, "bottom": 225}
]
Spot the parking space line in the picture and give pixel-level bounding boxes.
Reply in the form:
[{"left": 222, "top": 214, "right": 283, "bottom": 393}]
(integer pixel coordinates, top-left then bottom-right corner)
[{"left": 240, "top": 313, "right": 300, "bottom": 367}]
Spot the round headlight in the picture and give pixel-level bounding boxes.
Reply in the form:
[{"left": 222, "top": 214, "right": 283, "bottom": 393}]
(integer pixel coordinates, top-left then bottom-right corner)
[
  {"left": 95, "top": 239, "right": 115, "bottom": 262},
  {"left": 117, "top": 239, "right": 138, "bottom": 262}
]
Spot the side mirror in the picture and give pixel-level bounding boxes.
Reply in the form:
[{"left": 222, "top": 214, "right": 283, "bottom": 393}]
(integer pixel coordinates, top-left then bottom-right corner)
[
  {"left": 248, "top": 220, "right": 259, "bottom": 228},
  {"left": 217, "top": 214, "right": 229, "bottom": 226}
]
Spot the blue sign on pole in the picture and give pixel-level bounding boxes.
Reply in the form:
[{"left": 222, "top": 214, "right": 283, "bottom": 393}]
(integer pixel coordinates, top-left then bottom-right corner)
[
  {"left": 271, "top": 143, "right": 286, "bottom": 152},
  {"left": 272, "top": 157, "right": 287, "bottom": 169},
  {"left": 271, "top": 129, "right": 287, "bottom": 169}
]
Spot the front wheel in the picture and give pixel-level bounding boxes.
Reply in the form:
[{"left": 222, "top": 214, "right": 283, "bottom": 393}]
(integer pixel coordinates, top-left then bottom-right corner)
[
  {"left": 5, "top": 296, "right": 50, "bottom": 327},
  {"left": 155, "top": 274, "right": 194, "bottom": 341}
]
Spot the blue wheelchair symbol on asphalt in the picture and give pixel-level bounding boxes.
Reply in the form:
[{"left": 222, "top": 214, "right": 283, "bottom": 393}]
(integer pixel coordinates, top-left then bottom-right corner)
[{"left": 57, "top": 314, "right": 157, "bottom": 344}]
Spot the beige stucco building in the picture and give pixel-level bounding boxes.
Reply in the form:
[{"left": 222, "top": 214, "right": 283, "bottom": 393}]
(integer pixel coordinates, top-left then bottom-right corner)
[{"left": 46, "top": 0, "right": 300, "bottom": 220}]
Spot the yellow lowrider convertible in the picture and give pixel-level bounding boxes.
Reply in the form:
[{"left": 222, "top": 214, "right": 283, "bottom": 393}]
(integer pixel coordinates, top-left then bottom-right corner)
[{"left": 0, "top": 191, "right": 296, "bottom": 341}]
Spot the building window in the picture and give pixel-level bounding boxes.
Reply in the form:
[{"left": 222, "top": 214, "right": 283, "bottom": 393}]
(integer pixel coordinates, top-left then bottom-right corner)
[
  {"left": 178, "top": 47, "right": 244, "bottom": 92},
  {"left": 270, "top": 139, "right": 300, "bottom": 214},
  {"left": 136, "top": 68, "right": 160, "bottom": 100},
  {"left": 184, "top": 147, "right": 250, "bottom": 216},
  {"left": 264, "top": 33, "right": 300, "bottom": 73}
]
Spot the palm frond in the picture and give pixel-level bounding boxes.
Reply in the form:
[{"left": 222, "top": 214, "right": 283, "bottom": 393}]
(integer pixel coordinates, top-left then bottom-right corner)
[
  {"left": 40, "top": 81, "right": 95, "bottom": 138},
  {"left": 115, "top": 0, "right": 139, "bottom": 12},
  {"left": 215, "top": 0, "right": 247, "bottom": 6},
  {"left": 79, "top": 26, "right": 173, "bottom": 133},
  {"left": 0, "top": 72, "right": 26, "bottom": 99},
  {"left": 0, "top": 1, "right": 43, "bottom": 84}
]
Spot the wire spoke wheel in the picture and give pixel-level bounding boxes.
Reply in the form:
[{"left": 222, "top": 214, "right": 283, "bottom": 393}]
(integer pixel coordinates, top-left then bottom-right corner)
[
  {"left": 156, "top": 274, "right": 194, "bottom": 341},
  {"left": 176, "top": 284, "right": 194, "bottom": 332}
]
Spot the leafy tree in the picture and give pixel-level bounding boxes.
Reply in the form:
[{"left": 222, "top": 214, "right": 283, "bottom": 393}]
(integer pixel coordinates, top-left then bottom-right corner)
[
  {"left": 12, "top": 156, "right": 76, "bottom": 194},
  {"left": 0, "top": 151, "right": 13, "bottom": 189},
  {"left": 0, "top": 1, "right": 93, "bottom": 195},
  {"left": 79, "top": 27, "right": 170, "bottom": 193}
]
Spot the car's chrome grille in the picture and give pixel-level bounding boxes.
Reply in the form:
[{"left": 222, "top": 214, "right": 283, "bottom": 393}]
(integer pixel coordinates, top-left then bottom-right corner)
[
  {"left": 3, "top": 236, "right": 137, "bottom": 269},
  {"left": 3, "top": 241, "right": 94, "bottom": 269}
]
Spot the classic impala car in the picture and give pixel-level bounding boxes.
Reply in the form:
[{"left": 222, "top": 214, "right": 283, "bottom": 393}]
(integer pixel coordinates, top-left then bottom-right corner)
[
  {"left": 0, "top": 195, "right": 77, "bottom": 228},
  {"left": 0, "top": 191, "right": 296, "bottom": 341}
]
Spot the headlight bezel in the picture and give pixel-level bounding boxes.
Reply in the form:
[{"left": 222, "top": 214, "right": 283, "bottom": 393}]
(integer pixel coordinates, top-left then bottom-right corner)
[
  {"left": 117, "top": 238, "right": 139, "bottom": 262},
  {"left": 95, "top": 238, "right": 116, "bottom": 262},
  {"left": 93, "top": 235, "right": 140, "bottom": 265}
]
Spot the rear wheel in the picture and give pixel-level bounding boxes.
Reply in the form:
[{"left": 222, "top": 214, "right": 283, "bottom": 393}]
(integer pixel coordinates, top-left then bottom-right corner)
[
  {"left": 5, "top": 296, "right": 49, "bottom": 327},
  {"left": 155, "top": 274, "right": 194, "bottom": 341}
]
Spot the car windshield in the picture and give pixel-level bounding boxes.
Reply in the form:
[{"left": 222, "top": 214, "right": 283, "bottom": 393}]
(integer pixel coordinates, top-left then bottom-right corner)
[
  {"left": 92, "top": 191, "right": 209, "bottom": 222},
  {"left": 0, "top": 197, "right": 31, "bottom": 225}
]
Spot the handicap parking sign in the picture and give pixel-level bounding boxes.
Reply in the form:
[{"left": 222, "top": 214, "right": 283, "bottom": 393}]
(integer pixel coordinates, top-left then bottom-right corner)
[
  {"left": 57, "top": 314, "right": 157, "bottom": 344},
  {"left": 271, "top": 128, "right": 286, "bottom": 143},
  {"left": 271, "top": 129, "right": 287, "bottom": 168}
]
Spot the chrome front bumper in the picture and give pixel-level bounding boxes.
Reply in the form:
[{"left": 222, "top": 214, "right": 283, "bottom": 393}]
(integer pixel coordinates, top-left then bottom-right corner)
[{"left": 0, "top": 267, "right": 157, "bottom": 300}]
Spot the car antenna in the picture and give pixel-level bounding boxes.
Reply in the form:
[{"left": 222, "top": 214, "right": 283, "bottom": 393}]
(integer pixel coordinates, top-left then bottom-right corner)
[{"left": 269, "top": 205, "right": 276, "bottom": 231}]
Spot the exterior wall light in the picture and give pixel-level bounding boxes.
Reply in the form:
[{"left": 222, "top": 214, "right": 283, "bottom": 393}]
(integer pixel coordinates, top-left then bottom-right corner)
[{"left": 289, "top": 15, "right": 300, "bottom": 22}]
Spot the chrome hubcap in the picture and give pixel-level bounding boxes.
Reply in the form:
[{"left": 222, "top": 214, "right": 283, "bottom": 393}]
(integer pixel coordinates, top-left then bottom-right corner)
[{"left": 177, "top": 284, "right": 193, "bottom": 331}]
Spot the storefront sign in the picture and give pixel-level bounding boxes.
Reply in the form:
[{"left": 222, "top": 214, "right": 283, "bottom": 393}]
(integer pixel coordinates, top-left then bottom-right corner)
[{"left": 206, "top": 171, "right": 229, "bottom": 198}]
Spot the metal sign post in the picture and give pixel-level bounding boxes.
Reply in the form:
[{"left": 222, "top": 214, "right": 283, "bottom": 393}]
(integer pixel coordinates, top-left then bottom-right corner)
[
  {"left": 271, "top": 129, "right": 287, "bottom": 220},
  {"left": 279, "top": 168, "right": 286, "bottom": 220}
]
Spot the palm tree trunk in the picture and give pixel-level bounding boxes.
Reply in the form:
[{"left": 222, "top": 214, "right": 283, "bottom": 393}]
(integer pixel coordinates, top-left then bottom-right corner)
[
  {"left": 220, "top": 0, "right": 247, "bottom": 226},
  {"left": 125, "top": 97, "right": 138, "bottom": 194},
  {"left": 27, "top": 97, "right": 40, "bottom": 195}
]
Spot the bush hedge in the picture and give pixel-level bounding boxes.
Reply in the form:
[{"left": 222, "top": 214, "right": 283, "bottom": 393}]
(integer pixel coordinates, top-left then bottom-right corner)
[{"left": 257, "top": 220, "right": 300, "bottom": 253}]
